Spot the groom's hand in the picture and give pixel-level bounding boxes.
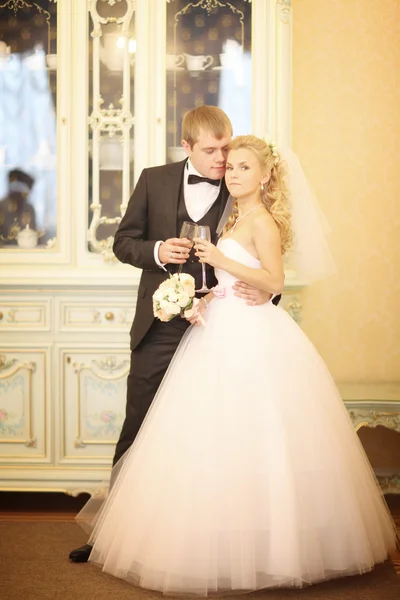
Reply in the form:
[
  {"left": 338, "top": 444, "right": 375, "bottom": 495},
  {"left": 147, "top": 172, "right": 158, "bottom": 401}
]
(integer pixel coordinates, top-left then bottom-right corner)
[
  {"left": 233, "top": 281, "right": 272, "bottom": 306},
  {"left": 159, "top": 238, "right": 191, "bottom": 265}
]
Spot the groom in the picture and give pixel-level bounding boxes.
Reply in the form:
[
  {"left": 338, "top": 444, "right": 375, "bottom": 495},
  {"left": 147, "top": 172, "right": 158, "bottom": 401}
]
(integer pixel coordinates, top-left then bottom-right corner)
[{"left": 69, "top": 105, "right": 280, "bottom": 562}]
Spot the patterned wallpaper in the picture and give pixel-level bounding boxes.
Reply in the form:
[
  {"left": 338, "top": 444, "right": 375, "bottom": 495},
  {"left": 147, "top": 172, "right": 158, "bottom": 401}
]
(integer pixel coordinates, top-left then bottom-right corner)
[{"left": 292, "top": 0, "right": 400, "bottom": 382}]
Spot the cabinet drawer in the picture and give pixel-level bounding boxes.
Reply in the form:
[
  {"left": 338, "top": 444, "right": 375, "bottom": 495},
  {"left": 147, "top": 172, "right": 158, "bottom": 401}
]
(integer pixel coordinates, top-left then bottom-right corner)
[
  {"left": 0, "top": 300, "right": 50, "bottom": 331},
  {"left": 59, "top": 301, "right": 136, "bottom": 332}
]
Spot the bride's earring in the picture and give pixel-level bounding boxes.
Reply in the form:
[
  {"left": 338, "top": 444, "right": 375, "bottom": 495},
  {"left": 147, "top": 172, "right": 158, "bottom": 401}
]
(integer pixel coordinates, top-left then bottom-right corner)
[{"left": 260, "top": 182, "right": 265, "bottom": 196}]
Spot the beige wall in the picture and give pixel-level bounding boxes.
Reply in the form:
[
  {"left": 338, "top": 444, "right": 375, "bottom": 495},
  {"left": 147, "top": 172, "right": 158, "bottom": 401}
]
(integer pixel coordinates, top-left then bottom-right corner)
[{"left": 292, "top": 0, "right": 400, "bottom": 383}]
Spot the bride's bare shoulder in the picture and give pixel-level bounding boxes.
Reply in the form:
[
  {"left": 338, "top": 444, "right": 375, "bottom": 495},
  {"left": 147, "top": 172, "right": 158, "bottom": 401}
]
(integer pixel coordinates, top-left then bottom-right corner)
[{"left": 252, "top": 209, "right": 279, "bottom": 237}]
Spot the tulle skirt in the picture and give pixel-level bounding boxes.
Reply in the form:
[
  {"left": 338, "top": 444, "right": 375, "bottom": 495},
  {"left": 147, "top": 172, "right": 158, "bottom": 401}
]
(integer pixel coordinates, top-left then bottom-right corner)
[{"left": 77, "top": 298, "right": 397, "bottom": 596}]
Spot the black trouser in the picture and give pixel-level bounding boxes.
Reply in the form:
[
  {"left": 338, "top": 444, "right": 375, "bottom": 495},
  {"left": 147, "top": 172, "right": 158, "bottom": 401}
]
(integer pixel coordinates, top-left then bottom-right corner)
[{"left": 113, "top": 319, "right": 188, "bottom": 466}]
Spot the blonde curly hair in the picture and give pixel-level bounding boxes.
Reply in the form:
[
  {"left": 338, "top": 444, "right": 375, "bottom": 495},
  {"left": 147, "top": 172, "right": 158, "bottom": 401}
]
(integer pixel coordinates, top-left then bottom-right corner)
[{"left": 224, "top": 135, "right": 292, "bottom": 254}]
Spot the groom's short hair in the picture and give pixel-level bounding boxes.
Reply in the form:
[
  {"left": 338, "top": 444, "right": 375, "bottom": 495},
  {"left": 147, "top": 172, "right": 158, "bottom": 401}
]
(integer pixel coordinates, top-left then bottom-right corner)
[{"left": 182, "top": 105, "right": 232, "bottom": 149}]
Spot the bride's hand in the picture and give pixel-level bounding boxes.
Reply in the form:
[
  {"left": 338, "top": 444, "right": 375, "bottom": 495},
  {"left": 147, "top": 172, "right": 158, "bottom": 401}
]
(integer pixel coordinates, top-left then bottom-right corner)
[
  {"left": 183, "top": 298, "right": 206, "bottom": 327},
  {"left": 194, "top": 238, "right": 225, "bottom": 268}
]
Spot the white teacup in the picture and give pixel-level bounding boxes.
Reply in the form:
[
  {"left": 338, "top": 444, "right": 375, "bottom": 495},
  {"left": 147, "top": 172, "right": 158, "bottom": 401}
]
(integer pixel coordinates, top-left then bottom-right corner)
[
  {"left": 166, "top": 54, "right": 185, "bottom": 70},
  {"left": 185, "top": 53, "right": 214, "bottom": 71},
  {"left": 17, "top": 225, "right": 38, "bottom": 249},
  {"left": 168, "top": 146, "right": 187, "bottom": 163},
  {"left": 46, "top": 53, "right": 57, "bottom": 69}
]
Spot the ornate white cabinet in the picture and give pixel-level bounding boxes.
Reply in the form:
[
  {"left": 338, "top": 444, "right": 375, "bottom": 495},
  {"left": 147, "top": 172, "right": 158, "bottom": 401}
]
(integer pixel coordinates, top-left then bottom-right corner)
[
  {"left": 0, "top": 0, "right": 301, "bottom": 494},
  {"left": 0, "top": 287, "right": 134, "bottom": 493}
]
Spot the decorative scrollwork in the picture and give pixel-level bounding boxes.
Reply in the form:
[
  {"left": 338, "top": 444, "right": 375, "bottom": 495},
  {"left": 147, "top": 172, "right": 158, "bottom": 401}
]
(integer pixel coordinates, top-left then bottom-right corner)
[
  {"left": 277, "top": 0, "right": 291, "bottom": 13},
  {"left": 0, "top": 0, "right": 52, "bottom": 52},
  {"left": 74, "top": 437, "right": 86, "bottom": 449},
  {"left": 24, "top": 437, "right": 37, "bottom": 448},
  {"left": 102, "top": 0, "right": 125, "bottom": 7},
  {"left": 0, "top": 355, "right": 18, "bottom": 373},
  {"left": 92, "top": 356, "right": 130, "bottom": 373},
  {"left": 167, "top": 0, "right": 251, "bottom": 8},
  {"left": 73, "top": 357, "right": 129, "bottom": 378},
  {"left": 117, "top": 310, "right": 130, "bottom": 324},
  {"left": 0, "top": 0, "right": 49, "bottom": 16},
  {"left": 0, "top": 356, "right": 35, "bottom": 375},
  {"left": 88, "top": 0, "right": 135, "bottom": 259},
  {"left": 93, "top": 311, "right": 101, "bottom": 323},
  {"left": 286, "top": 299, "right": 302, "bottom": 323},
  {"left": 173, "top": 1, "right": 245, "bottom": 30},
  {"left": 349, "top": 409, "right": 400, "bottom": 432},
  {"left": 377, "top": 473, "right": 400, "bottom": 494},
  {"left": 87, "top": 221, "right": 121, "bottom": 262},
  {"left": 276, "top": 0, "right": 291, "bottom": 24}
]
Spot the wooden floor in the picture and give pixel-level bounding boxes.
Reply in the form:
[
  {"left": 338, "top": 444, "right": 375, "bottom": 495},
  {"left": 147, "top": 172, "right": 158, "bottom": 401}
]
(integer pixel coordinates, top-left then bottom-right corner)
[{"left": 0, "top": 491, "right": 399, "bottom": 576}]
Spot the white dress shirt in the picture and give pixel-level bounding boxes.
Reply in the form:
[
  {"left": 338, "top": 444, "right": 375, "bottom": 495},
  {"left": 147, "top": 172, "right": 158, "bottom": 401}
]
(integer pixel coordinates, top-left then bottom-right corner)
[{"left": 154, "top": 159, "right": 222, "bottom": 269}]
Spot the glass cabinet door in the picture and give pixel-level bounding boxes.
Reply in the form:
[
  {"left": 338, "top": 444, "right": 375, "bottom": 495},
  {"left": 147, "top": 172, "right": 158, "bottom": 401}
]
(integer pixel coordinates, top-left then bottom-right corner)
[
  {"left": 87, "top": 0, "right": 135, "bottom": 259},
  {"left": 165, "top": 0, "right": 252, "bottom": 162},
  {"left": 0, "top": 0, "right": 57, "bottom": 250}
]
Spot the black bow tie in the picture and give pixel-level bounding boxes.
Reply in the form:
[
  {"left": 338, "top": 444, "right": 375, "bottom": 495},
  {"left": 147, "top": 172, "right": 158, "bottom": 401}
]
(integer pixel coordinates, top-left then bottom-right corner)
[{"left": 188, "top": 174, "right": 221, "bottom": 187}]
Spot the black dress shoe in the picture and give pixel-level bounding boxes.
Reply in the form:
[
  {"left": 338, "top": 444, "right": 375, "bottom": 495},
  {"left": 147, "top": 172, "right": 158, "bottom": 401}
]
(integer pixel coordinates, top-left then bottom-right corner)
[{"left": 69, "top": 543, "right": 93, "bottom": 562}]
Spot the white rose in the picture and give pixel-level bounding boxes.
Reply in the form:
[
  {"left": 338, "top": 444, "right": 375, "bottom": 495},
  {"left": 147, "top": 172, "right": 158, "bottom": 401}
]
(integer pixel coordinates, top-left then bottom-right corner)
[
  {"left": 182, "top": 280, "right": 195, "bottom": 295},
  {"left": 153, "top": 289, "right": 165, "bottom": 302},
  {"left": 159, "top": 278, "right": 173, "bottom": 290},
  {"left": 167, "top": 291, "right": 178, "bottom": 303},
  {"left": 177, "top": 292, "right": 190, "bottom": 308},
  {"left": 179, "top": 273, "right": 194, "bottom": 288},
  {"left": 179, "top": 274, "right": 193, "bottom": 285},
  {"left": 165, "top": 301, "right": 181, "bottom": 316},
  {"left": 156, "top": 308, "right": 170, "bottom": 322}
]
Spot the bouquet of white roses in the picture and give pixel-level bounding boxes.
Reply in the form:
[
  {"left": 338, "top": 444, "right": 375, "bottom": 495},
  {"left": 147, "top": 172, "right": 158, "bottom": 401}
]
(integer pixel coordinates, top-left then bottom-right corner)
[{"left": 152, "top": 273, "right": 204, "bottom": 324}]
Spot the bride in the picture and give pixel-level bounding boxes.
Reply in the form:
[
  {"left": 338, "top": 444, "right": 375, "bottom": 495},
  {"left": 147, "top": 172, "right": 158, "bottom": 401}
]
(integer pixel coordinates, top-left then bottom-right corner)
[{"left": 78, "top": 135, "right": 397, "bottom": 596}]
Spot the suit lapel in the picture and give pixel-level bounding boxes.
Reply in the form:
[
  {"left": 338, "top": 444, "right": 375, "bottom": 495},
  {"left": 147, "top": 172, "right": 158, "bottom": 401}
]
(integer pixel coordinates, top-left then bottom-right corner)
[
  {"left": 164, "top": 159, "right": 187, "bottom": 238},
  {"left": 217, "top": 180, "right": 229, "bottom": 223}
]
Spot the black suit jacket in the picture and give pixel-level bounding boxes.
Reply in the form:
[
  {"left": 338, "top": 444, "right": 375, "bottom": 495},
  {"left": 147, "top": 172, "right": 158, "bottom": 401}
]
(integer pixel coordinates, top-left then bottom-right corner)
[{"left": 113, "top": 160, "right": 230, "bottom": 349}]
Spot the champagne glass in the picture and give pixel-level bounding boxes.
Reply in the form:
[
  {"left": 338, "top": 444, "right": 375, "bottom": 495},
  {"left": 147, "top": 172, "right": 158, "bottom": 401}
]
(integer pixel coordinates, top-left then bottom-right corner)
[
  {"left": 195, "top": 224, "right": 212, "bottom": 292},
  {"left": 178, "top": 221, "right": 197, "bottom": 274}
]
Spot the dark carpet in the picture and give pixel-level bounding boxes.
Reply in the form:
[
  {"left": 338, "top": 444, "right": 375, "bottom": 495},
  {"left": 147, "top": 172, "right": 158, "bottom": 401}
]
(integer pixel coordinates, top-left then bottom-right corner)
[{"left": 1, "top": 522, "right": 399, "bottom": 600}]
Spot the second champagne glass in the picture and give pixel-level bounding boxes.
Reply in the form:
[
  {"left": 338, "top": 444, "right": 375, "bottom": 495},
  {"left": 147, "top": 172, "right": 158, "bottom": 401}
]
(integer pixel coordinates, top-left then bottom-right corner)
[
  {"left": 178, "top": 221, "right": 197, "bottom": 274},
  {"left": 195, "top": 224, "right": 212, "bottom": 292}
]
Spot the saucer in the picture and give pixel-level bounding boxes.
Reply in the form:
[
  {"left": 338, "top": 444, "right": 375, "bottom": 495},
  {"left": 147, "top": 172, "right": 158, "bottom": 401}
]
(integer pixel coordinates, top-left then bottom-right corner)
[
  {"left": 167, "top": 66, "right": 185, "bottom": 71},
  {"left": 212, "top": 66, "right": 224, "bottom": 70}
]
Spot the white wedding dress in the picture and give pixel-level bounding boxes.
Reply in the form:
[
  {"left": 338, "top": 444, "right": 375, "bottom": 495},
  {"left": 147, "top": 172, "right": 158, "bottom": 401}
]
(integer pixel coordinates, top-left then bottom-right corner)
[{"left": 80, "top": 238, "right": 397, "bottom": 596}]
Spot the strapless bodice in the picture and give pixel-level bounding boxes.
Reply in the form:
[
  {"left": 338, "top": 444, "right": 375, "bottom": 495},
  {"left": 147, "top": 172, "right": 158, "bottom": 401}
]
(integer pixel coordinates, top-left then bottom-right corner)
[{"left": 215, "top": 238, "right": 261, "bottom": 298}]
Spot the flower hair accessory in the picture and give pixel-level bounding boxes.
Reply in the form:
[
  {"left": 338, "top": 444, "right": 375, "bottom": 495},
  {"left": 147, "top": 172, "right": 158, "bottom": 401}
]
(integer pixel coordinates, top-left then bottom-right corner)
[{"left": 265, "top": 137, "right": 279, "bottom": 166}]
